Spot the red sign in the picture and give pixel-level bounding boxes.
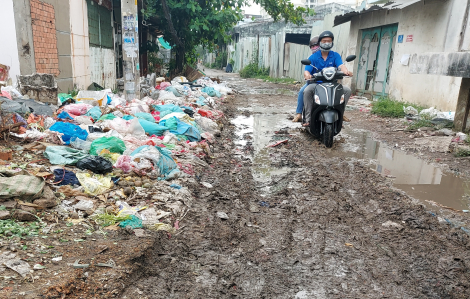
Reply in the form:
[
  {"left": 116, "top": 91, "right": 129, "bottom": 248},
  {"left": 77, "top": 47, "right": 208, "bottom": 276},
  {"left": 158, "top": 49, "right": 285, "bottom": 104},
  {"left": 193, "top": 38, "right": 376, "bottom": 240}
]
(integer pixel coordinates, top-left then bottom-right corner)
[{"left": 406, "top": 35, "right": 413, "bottom": 42}]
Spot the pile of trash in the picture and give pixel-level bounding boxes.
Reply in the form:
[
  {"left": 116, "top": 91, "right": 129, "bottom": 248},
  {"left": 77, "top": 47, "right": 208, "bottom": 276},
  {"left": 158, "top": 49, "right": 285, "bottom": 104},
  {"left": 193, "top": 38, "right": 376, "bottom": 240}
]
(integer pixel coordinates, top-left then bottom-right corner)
[
  {"left": 0, "top": 76, "right": 232, "bottom": 232},
  {"left": 404, "top": 105, "right": 455, "bottom": 122}
]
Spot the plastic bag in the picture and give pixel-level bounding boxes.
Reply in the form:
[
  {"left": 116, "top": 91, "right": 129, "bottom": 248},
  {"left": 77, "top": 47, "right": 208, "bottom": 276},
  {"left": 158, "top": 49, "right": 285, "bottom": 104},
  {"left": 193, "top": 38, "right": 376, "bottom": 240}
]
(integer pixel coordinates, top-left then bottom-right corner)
[
  {"left": 85, "top": 106, "right": 102, "bottom": 121},
  {"left": 76, "top": 173, "right": 113, "bottom": 196},
  {"left": 114, "top": 155, "right": 132, "bottom": 173},
  {"left": 130, "top": 145, "right": 161, "bottom": 166},
  {"left": 168, "top": 117, "right": 201, "bottom": 142},
  {"left": 165, "top": 86, "right": 183, "bottom": 97},
  {"left": 76, "top": 156, "right": 113, "bottom": 174},
  {"left": 138, "top": 119, "right": 168, "bottom": 136},
  {"left": 155, "top": 104, "right": 183, "bottom": 118},
  {"left": 157, "top": 90, "right": 178, "bottom": 101},
  {"left": 49, "top": 122, "right": 89, "bottom": 145},
  {"left": 89, "top": 136, "right": 126, "bottom": 155},
  {"left": 134, "top": 112, "right": 155, "bottom": 123},
  {"left": 122, "top": 115, "right": 134, "bottom": 120},
  {"left": 57, "top": 111, "right": 74, "bottom": 120},
  {"left": 70, "top": 138, "right": 92, "bottom": 152},
  {"left": 44, "top": 146, "right": 89, "bottom": 165},
  {"left": 63, "top": 104, "right": 92, "bottom": 116},
  {"left": 155, "top": 146, "right": 178, "bottom": 178},
  {"left": 118, "top": 215, "right": 143, "bottom": 228},
  {"left": 74, "top": 116, "right": 94, "bottom": 125},
  {"left": 98, "top": 114, "right": 116, "bottom": 121},
  {"left": 58, "top": 93, "right": 72, "bottom": 104},
  {"left": 195, "top": 116, "right": 220, "bottom": 135},
  {"left": 201, "top": 87, "right": 222, "bottom": 98},
  {"left": 131, "top": 158, "right": 154, "bottom": 174}
]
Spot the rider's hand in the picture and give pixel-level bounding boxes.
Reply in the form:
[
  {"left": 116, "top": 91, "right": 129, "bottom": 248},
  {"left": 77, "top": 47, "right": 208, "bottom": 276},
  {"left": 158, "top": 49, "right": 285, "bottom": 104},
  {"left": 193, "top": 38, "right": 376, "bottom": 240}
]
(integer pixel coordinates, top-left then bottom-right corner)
[
  {"left": 304, "top": 73, "right": 312, "bottom": 80},
  {"left": 346, "top": 71, "right": 353, "bottom": 77}
]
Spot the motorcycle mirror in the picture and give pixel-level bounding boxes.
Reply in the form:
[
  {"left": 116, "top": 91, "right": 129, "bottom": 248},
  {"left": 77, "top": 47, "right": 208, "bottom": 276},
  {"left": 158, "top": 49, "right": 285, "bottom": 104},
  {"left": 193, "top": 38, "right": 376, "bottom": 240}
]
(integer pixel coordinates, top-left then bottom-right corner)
[
  {"left": 345, "top": 55, "right": 356, "bottom": 62},
  {"left": 301, "top": 59, "right": 312, "bottom": 65}
]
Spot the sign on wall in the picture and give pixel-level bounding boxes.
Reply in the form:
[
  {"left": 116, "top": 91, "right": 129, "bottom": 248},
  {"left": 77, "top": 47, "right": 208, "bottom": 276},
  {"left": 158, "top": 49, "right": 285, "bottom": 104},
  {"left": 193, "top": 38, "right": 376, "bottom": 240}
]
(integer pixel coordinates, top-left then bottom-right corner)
[
  {"left": 398, "top": 35, "right": 404, "bottom": 43},
  {"left": 406, "top": 35, "right": 413, "bottom": 42}
]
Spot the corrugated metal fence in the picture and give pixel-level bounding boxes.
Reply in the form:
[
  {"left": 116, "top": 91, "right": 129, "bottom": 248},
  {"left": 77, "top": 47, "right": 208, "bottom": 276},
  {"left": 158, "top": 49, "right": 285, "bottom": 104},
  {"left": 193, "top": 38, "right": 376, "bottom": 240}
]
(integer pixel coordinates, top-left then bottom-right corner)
[{"left": 227, "top": 32, "right": 310, "bottom": 82}]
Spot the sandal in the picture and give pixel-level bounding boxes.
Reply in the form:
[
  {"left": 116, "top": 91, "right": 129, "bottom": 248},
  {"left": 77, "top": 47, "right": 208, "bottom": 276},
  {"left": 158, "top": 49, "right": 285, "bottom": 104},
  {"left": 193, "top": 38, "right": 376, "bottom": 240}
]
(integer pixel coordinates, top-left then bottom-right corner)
[
  {"left": 343, "top": 115, "right": 351, "bottom": 122},
  {"left": 292, "top": 114, "right": 302, "bottom": 122},
  {"left": 302, "top": 122, "right": 310, "bottom": 127}
]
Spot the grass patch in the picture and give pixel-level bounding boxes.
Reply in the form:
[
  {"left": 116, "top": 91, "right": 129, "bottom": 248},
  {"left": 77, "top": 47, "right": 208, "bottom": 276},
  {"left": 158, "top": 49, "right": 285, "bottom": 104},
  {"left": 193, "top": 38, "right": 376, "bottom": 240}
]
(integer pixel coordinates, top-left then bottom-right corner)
[
  {"left": 0, "top": 219, "right": 46, "bottom": 239},
  {"left": 254, "top": 75, "right": 297, "bottom": 84},
  {"left": 239, "top": 62, "right": 269, "bottom": 78},
  {"left": 371, "top": 97, "right": 425, "bottom": 118}
]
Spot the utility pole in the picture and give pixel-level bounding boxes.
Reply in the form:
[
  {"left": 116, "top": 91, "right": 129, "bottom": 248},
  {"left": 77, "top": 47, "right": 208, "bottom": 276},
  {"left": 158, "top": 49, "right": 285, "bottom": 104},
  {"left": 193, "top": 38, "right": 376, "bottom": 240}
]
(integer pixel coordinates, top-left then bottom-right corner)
[{"left": 121, "top": 0, "right": 140, "bottom": 101}]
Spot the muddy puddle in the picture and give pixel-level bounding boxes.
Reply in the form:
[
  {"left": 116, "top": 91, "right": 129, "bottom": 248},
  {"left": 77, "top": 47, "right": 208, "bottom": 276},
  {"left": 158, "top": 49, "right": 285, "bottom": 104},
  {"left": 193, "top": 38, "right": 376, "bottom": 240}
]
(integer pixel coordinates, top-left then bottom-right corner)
[
  {"left": 232, "top": 107, "right": 298, "bottom": 194},
  {"left": 335, "top": 128, "right": 470, "bottom": 211},
  {"left": 232, "top": 107, "right": 470, "bottom": 211}
]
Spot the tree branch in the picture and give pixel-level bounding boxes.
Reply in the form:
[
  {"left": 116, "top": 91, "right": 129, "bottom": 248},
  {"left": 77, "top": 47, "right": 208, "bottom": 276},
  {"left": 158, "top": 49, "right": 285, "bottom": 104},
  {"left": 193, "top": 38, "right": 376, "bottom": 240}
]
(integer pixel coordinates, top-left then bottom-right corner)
[{"left": 161, "top": 0, "right": 183, "bottom": 48}]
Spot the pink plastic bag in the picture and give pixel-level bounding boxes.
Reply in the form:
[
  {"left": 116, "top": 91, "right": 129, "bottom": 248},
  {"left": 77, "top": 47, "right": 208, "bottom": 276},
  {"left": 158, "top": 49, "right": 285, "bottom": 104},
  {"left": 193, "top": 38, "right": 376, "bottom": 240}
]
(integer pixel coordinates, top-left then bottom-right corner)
[
  {"left": 114, "top": 155, "right": 132, "bottom": 173},
  {"left": 63, "top": 104, "right": 92, "bottom": 116}
]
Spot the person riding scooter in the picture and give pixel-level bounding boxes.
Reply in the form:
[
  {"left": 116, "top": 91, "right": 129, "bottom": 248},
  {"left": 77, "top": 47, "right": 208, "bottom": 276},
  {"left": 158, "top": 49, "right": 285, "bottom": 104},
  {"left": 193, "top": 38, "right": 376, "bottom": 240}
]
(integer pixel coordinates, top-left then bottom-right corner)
[
  {"left": 292, "top": 36, "right": 320, "bottom": 123},
  {"left": 302, "top": 31, "right": 352, "bottom": 127}
]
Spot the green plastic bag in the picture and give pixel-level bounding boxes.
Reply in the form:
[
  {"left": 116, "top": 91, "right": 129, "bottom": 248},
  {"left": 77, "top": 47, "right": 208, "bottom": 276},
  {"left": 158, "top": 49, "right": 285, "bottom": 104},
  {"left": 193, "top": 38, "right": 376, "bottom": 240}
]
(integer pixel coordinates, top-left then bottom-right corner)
[
  {"left": 98, "top": 114, "right": 116, "bottom": 122},
  {"left": 58, "top": 93, "right": 72, "bottom": 104},
  {"left": 89, "top": 137, "right": 126, "bottom": 156},
  {"left": 118, "top": 215, "right": 143, "bottom": 229}
]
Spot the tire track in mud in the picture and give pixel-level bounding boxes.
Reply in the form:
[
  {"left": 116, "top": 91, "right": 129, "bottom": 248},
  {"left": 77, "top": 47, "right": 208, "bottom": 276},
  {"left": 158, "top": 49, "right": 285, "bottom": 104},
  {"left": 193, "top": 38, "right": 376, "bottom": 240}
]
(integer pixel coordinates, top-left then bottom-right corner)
[{"left": 121, "top": 84, "right": 470, "bottom": 299}]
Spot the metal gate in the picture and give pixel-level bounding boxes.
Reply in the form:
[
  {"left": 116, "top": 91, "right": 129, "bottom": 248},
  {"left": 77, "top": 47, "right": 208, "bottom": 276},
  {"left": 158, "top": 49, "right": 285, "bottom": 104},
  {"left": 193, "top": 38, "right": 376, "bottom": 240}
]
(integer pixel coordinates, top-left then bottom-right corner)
[{"left": 356, "top": 24, "right": 398, "bottom": 98}]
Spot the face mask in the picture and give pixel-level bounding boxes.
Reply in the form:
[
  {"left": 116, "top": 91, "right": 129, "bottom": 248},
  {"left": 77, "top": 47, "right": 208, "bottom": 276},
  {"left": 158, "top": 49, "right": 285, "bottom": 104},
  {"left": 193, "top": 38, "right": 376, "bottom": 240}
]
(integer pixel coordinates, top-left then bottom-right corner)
[
  {"left": 320, "top": 42, "right": 333, "bottom": 52},
  {"left": 311, "top": 45, "right": 320, "bottom": 53}
]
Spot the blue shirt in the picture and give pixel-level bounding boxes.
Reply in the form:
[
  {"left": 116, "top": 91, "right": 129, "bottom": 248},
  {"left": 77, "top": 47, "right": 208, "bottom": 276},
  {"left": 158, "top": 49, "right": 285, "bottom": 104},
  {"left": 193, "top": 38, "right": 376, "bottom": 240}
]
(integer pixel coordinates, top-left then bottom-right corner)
[{"left": 305, "top": 51, "right": 343, "bottom": 74}]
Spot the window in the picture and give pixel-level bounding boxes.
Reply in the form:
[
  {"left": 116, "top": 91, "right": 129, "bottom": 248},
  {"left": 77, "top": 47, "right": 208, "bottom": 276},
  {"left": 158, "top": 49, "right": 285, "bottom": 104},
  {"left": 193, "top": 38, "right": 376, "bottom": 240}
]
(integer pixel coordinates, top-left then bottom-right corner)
[{"left": 87, "top": 0, "right": 113, "bottom": 49}]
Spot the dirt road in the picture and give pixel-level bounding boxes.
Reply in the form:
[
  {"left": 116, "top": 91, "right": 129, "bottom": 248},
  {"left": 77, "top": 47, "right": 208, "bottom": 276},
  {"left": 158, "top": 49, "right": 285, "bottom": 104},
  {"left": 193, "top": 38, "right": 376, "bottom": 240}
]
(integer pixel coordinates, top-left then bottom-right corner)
[{"left": 121, "top": 73, "right": 470, "bottom": 298}]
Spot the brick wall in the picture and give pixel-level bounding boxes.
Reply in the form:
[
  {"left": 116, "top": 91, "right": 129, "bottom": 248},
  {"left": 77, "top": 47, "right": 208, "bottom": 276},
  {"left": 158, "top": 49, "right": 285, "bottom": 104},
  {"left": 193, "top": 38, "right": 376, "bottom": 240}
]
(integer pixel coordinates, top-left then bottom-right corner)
[{"left": 30, "top": 0, "right": 59, "bottom": 76}]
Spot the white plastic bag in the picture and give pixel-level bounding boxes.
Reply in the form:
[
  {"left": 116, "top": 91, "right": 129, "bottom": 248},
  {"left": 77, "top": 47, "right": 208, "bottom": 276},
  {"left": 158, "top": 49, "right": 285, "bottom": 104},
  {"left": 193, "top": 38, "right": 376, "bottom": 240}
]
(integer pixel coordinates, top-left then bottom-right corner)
[
  {"left": 70, "top": 138, "right": 92, "bottom": 152},
  {"left": 195, "top": 116, "right": 220, "bottom": 135}
]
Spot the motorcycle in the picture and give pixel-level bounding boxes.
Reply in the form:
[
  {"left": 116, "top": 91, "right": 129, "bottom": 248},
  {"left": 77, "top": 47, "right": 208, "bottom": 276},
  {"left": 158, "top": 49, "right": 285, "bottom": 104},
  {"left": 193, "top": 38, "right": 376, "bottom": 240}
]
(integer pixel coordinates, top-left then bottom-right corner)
[{"left": 301, "top": 55, "right": 356, "bottom": 148}]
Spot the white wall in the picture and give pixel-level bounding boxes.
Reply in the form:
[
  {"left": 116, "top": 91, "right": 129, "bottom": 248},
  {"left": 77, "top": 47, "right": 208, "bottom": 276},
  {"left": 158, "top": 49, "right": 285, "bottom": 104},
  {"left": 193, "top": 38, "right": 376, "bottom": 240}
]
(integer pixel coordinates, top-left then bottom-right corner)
[
  {"left": 70, "top": 0, "right": 91, "bottom": 89},
  {"left": 347, "top": 0, "right": 463, "bottom": 111},
  {"left": 0, "top": 0, "right": 21, "bottom": 86}
]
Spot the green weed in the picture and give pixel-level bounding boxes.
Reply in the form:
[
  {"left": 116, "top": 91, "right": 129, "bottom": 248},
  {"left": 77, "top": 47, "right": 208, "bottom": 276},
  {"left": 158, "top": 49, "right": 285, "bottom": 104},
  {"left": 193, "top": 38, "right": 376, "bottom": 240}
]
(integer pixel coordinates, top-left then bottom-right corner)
[{"left": 371, "top": 97, "right": 425, "bottom": 118}]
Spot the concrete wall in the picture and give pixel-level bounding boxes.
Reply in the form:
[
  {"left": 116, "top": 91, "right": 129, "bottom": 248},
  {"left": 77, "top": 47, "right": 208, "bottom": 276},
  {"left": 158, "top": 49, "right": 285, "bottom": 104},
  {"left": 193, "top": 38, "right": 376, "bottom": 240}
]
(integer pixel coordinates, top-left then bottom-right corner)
[
  {"left": 0, "top": 0, "right": 21, "bottom": 85},
  {"left": 70, "top": 0, "right": 91, "bottom": 89},
  {"left": 12, "top": 0, "right": 37, "bottom": 78},
  {"left": 346, "top": 0, "right": 463, "bottom": 111}
]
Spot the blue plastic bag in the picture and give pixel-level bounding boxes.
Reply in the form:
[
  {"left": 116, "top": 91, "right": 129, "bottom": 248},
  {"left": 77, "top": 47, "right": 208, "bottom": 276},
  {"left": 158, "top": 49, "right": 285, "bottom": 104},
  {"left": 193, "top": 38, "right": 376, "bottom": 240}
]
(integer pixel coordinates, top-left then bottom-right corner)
[
  {"left": 57, "top": 111, "right": 73, "bottom": 120},
  {"left": 134, "top": 112, "right": 155, "bottom": 123},
  {"left": 85, "top": 106, "right": 102, "bottom": 121},
  {"left": 122, "top": 115, "right": 135, "bottom": 120},
  {"left": 201, "top": 87, "right": 222, "bottom": 98},
  {"left": 165, "top": 86, "right": 183, "bottom": 97},
  {"left": 167, "top": 117, "right": 201, "bottom": 142},
  {"left": 154, "top": 104, "right": 183, "bottom": 118},
  {"left": 138, "top": 119, "right": 168, "bottom": 136},
  {"left": 155, "top": 146, "right": 178, "bottom": 178},
  {"left": 196, "top": 96, "right": 206, "bottom": 106},
  {"left": 49, "top": 122, "right": 88, "bottom": 145}
]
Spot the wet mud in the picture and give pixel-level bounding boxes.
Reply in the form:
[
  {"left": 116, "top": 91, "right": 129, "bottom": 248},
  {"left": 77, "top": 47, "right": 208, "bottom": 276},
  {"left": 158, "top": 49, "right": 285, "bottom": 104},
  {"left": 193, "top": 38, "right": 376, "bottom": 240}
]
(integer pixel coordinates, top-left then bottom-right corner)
[{"left": 122, "top": 76, "right": 470, "bottom": 298}]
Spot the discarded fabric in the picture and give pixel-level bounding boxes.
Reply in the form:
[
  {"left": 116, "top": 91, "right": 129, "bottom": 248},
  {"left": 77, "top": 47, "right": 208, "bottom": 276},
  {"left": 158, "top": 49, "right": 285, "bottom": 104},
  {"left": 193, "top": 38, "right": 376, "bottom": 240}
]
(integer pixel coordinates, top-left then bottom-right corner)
[{"left": 53, "top": 169, "right": 80, "bottom": 186}]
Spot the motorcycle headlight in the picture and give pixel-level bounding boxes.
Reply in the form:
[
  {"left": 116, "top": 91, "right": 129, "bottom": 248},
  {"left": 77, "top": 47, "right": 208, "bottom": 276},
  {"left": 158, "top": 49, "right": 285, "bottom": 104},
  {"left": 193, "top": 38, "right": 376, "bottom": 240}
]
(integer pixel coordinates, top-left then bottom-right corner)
[
  {"left": 314, "top": 95, "right": 320, "bottom": 105},
  {"left": 340, "top": 95, "right": 345, "bottom": 104},
  {"left": 322, "top": 67, "right": 336, "bottom": 80}
]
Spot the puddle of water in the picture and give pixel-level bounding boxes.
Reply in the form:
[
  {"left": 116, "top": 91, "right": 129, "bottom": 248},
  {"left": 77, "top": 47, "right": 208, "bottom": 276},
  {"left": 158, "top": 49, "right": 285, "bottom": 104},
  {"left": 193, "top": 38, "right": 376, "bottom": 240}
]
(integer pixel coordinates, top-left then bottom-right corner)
[
  {"left": 334, "top": 128, "right": 470, "bottom": 211},
  {"left": 232, "top": 113, "right": 298, "bottom": 193}
]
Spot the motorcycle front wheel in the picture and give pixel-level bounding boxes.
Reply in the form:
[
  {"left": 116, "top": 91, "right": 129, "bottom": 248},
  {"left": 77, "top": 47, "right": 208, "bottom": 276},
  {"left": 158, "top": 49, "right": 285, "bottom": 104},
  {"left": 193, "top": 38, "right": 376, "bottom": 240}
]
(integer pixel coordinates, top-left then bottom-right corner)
[{"left": 323, "top": 123, "right": 334, "bottom": 148}]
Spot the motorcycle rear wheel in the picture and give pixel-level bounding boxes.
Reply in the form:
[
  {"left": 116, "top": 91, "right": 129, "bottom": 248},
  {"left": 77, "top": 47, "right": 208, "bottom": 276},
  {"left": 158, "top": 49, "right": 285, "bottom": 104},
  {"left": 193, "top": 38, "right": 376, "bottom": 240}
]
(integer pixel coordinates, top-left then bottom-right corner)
[{"left": 323, "top": 123, "right": 334, "bottom": 148}]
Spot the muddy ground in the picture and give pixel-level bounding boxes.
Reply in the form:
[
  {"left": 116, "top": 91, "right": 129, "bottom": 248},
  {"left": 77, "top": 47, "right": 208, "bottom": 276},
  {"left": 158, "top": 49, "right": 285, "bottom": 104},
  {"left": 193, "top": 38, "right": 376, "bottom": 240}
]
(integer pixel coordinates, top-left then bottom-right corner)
[{"left": 114, "top": 73, "right": 470, "bottom": 298}]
